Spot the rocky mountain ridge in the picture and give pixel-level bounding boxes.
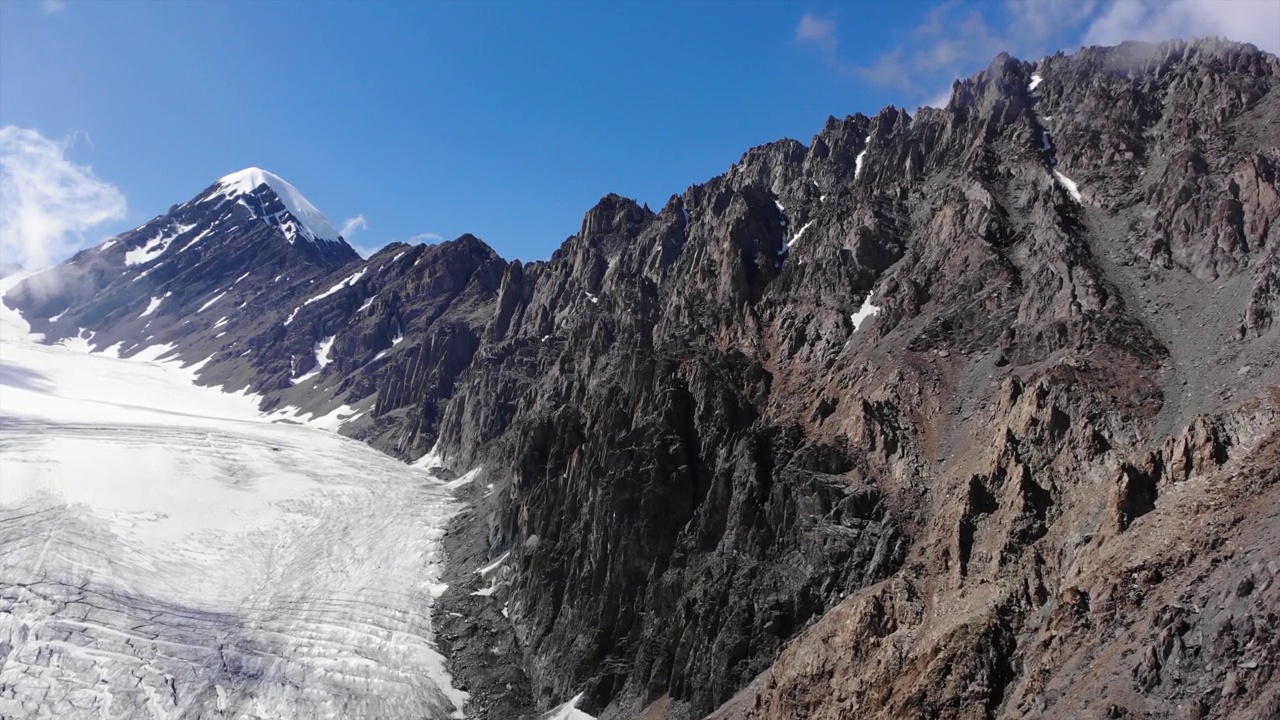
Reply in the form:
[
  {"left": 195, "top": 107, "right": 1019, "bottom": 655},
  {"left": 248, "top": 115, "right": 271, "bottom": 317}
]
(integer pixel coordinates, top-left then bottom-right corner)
[{"left": 6, "top": 37, "right": 1279, "bottom": 720}]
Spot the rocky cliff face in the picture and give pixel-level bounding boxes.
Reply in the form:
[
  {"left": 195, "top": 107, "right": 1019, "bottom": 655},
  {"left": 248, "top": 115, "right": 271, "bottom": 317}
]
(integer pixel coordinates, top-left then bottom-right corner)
[
  {"left": 429, "top": 39, "right": 1280, "bottom": 720},
  {"left": 7, "top": 38, "right": 1278, "bottom": 720}
]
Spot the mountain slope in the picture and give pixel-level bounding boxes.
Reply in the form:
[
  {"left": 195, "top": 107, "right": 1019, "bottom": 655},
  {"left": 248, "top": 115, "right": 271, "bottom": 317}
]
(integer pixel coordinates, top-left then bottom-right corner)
[
  {"left": 5, "top": 170, "right": 506, "bottom": 433},
  {"left": 6, "top": 167, "right": 361, "bottom": 358},
  {"left": 427, "top": 39, "right": 1280, "bottom": 720},
  {"left": 3, "top": 37, "right": 1279, "bottom": 720}
]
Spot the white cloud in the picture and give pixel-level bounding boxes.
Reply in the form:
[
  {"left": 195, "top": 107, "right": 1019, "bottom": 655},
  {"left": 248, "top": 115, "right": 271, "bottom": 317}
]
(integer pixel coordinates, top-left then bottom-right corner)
[
  {"left": 1005, "top": 0, "right": 1098, "bottom": 43},
  {"left": 796, "top": 15, "right": 840, "bottom": 58},
  {"left": 800, "top": 4, "right": 1013, "bottom": 96},
  {"left": 409, "top": 232, "right": 443, "bottom": 243},
  {"left": 0, "top": 126, "right": 126, "bottom": 275},
  {"left": 795, "top": 1, "right": 1279, "bottom": 107},
  {"left": 339, "top": 213, "right": 367, "bottom": 239},
  {"left": 41, "top": 0, "right": 66, "bottom": 14},
  {"left": 1085, "top": 0, "right": 1279, "bottom": 54},
  {"left": 794, "top": 15, "right": 867, "bottom": 79}
]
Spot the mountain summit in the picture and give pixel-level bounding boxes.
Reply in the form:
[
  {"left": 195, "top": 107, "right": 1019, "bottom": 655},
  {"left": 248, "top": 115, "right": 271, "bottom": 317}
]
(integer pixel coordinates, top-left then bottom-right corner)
[
  {"left": 4, "top": 168, "right": 361, "bottom": 360},
  {"left": 209, "top": 167, "right": 346, "bottom": 245}
]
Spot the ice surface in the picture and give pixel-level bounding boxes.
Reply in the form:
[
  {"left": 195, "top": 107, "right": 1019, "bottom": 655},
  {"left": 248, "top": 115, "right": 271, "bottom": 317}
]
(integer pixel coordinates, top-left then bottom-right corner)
[
  {"left": 215, "top": 167, "right": 343, "bottom": 244},
  {"left": 443, "top": 466, "right": 483, "bottom": 491},
  {"left": 412, "top": 444, "right": 447, "bottom": 472},
  {"left": 1029, "top": 73, "right": 1044, "bottom": 92},
  {"left": 0, "top": 314, "right": 469, "bottom": 719},
  {"left": 295, "top": 402, "right": 365, "bottom": 431}
]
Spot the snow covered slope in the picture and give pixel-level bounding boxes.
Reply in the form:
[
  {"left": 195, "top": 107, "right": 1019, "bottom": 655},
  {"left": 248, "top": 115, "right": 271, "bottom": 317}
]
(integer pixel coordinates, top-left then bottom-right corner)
[
  {"left": 0, "top": 310, "right": 468, "bottom": 719},
  {"left": 214, "top": 167, "right": 344, "bottom": 245}
]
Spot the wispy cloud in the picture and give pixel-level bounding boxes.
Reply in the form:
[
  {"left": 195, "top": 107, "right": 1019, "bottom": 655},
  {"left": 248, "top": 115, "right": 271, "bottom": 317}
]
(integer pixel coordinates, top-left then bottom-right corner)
[
  {"left": 795, "top": 0, "right": 1276, "bottom": 106},
  {"left": 339, "top": 213, "right": 367, "bottom": 239},
  {"left": 41, "top": 0, "right": 66, "bottom": 14},
  {"left": 0, "top": 126, "right": 126, "bottom": 275},
  {"left": 922, "top": 87, "right": 954, "bottom": 110},
  {"left": 1004, "top": 0, "right": 1099, "bottom": 45},
  {"left": 1084, "top": 0, "right": 1279, "bottom": 53},
  {"left": 794, "top": 6, "right": 1005, "bottom": 93},
  {"left": 350, "top": 231, "right": 442, "bottom": 260},
  {"left": 823, "top": 1, "right": 1046, "bottom": 95},
  {"left": 795, "top": 15, "right": 840, "bottom": 59},
  {"left": 795, "top": 14, "right": 870, "bottom": 79}
]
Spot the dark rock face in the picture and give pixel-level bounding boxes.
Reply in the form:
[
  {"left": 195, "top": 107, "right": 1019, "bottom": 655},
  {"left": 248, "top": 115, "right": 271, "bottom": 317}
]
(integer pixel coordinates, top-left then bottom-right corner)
[
  {"left": 430, "top": 39, "right": 1280, "bottom": 720},
  {"left": 8, "top": 38, "right": 1279, "bottom": 720}
]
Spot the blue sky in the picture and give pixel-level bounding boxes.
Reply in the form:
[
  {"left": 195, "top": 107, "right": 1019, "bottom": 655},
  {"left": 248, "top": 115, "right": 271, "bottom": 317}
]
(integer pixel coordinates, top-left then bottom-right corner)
[{"left": 2, "top": 0, "right": 1277, "bottom": 267}]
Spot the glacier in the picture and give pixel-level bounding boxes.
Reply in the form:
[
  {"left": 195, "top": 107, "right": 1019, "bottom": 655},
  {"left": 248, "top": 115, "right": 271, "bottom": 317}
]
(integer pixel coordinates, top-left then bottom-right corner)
[{"left": 0, "top": 289, "right": 469, "bottom": 719}]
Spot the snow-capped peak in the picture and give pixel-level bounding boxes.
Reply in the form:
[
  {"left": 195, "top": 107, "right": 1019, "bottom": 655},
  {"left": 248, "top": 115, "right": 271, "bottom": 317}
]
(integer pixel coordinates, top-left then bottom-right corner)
[{"left": 214, "top": 167, "right": 343, "bottom": 245}]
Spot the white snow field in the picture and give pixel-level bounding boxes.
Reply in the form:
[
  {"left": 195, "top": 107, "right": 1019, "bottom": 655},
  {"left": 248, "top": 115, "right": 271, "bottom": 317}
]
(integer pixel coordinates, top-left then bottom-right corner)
[{"left": 0, "top": 293, "right": 468, "bottom": 718}]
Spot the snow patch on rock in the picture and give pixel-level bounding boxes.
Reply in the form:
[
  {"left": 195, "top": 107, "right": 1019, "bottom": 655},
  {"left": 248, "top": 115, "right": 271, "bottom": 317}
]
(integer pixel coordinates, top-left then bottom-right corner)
[
  {"left": 197, "top": 290, "right": 227, "bottom": 313},
  {"left": 290, "top": 335, "right": 337, "bottom": 386},
  {"left": 304, "top": 268, "right": 367, "bottom": 307},
  {"left": 850, "top": 294, "right": 881, "bottom": 331},
  {"left": 1053, "top": 169, "right": 1083, "bottom": 202},
  {"left": 788, "top": 220, "right": 815, "bottom": 248},
  {"left": 138, "top": 294, "right": 166, "bottom": 319},
  {"left": 125, "top": 222, "right": 196, "bottom": 266},
  {"left": 855, "top": 135, "right": 872, "bottom": 179}
]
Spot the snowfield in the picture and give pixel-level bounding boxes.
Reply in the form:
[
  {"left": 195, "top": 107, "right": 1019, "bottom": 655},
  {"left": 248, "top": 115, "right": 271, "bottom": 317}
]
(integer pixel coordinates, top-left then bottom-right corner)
[{"left": 0, "top": 295, "right": 468, "bottom": 719}]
